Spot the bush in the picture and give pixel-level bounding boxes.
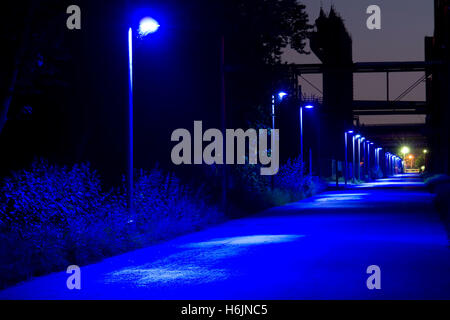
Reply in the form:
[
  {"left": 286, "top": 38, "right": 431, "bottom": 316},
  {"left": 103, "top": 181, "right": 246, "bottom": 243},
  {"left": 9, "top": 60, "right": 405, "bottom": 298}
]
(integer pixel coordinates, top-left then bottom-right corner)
[
  {"left": 424, "top": 174, "right": 450, "bottom": 232},
  {"left": 0, "top": 160, "right": 222, "bottom": 288},
  {"left": 370, "top": 166, "right": 384, "bottom": 179},
  {"left": 228, "top": 157, "right": 325, "bottom": 215},
  {"left": 424, "top": 174, "right": 450, "bottom": 192},
  {"left": 0, "top": 157, "right": 325, "bottom": 288}
]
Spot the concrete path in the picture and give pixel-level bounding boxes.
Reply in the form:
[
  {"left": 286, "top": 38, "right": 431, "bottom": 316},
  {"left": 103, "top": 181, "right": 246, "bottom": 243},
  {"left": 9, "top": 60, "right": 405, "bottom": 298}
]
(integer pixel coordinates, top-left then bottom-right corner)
[{"left": 1, "top": 174, "right": 448, "bottom": 299}]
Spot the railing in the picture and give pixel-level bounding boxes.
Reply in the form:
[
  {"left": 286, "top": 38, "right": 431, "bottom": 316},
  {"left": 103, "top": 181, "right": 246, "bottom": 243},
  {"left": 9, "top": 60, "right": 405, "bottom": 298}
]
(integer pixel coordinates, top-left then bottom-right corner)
[{"left": 405, "top": 169, "right": 420, "bottom": 173}]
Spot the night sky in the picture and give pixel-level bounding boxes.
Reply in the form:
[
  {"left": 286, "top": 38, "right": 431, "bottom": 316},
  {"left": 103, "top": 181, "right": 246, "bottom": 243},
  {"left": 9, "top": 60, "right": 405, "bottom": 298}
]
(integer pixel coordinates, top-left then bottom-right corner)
[{"left": 283, "top": 0, "right": 434, "bottom": 125}]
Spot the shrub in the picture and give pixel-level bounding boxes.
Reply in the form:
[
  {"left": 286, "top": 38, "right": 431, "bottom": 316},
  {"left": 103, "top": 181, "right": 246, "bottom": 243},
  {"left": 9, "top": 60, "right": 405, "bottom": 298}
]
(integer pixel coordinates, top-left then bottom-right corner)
[
  {"left": 424, "top": 174, "right": 450, "bottom": 192},
  {"left": 424, "top": 174, "right": 450, "bottom": 232},
  {"left": 228, "top": 157, "right": 325, "bottom": 215},
  {"left": 0, "top": 160, "right": 222, "bottom": 288},
  {"left": 370, "top": 166, "right": 384, "bottom": 179}
]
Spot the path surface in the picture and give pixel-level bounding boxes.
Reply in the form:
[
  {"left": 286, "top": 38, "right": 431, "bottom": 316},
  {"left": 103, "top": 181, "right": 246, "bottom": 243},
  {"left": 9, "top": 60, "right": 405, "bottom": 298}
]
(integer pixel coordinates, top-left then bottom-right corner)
[{"left": 1, "top": 174, "right": 449, "bottom": 299}]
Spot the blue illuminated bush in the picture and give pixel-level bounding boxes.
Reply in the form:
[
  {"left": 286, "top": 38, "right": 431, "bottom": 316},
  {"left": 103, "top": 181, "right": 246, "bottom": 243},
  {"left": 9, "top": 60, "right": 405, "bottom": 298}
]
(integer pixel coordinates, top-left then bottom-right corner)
[
  {"left": 0, "top": 160, "right": 222, "bottom": 288},
  {"left": 0, "top": 157, "right": 323, "bottom": 288},
  {"left": 275, "top": 157, "right": 325, "bottom": 200},
  {"left": 229, "top": 157, "right": 325, "bottom": 214}
]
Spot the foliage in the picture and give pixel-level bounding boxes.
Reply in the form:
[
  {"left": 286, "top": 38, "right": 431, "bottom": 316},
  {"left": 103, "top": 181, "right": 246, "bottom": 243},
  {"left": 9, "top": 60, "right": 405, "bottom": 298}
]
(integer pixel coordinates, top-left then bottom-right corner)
[
  {"left": 229, "top": 157, "right": 325, "bottom": 215},
  {"left": 424, "top": 174, "right": 450, "bottom": 192},
  {"left": 424, "top": 174, "right": 450, "bottom": 233},
  {"left": 0, "top": 160, "right": 222, "bottom": 288},
  {"left": 223, "top": 0, "right": 313, "bottom": 129},
  {"left": 370, "top": 166, "right": 384, "bottom": 179},
  {"left": 225, "top": 0, "right": 313, "bottom": 64}
]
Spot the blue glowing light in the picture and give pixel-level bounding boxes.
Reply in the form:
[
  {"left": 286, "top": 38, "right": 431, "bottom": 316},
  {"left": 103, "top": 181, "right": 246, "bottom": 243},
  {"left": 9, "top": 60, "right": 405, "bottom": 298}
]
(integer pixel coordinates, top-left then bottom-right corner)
[
  {"left": 304, "top": 104, "right": 314, "bottom": 109},
  {"left": 355, "top": 134, "right": 361, "bottom": 138},
  {"left": 347, "top": 130, "right": 354, "bottom": 134},
  {"left": 138, "top": 17, "right": 160, "bottom": 37},
  {"left": 278, "top": 92, "right": 288, "bottom": 100}
]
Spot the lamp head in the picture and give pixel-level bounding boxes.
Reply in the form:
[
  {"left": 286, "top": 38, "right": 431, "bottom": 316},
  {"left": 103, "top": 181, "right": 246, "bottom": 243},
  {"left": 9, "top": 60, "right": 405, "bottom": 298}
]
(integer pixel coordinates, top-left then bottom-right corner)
[
  {"left": 401, "top": 146, "right": 410, "bottom": 155},
  {"left": 278, "top": 91, "right": 288, "bottom": 100},
  {"left": 138, "top": 17, "right": 160, "bottom": 37}
]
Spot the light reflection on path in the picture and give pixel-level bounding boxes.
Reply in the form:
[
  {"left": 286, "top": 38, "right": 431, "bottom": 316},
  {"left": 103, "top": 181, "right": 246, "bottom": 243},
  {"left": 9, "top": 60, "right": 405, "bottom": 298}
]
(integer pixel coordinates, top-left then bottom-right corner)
[{"left": 1, "top": 174, "right": 448, "bottom": 299}]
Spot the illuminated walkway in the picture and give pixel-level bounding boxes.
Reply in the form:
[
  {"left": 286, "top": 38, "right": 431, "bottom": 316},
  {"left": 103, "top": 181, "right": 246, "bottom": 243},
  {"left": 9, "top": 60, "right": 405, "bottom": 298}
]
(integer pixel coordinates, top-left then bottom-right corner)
[{"left": 1, "top": 174, "right": 449, "bottom": 299}]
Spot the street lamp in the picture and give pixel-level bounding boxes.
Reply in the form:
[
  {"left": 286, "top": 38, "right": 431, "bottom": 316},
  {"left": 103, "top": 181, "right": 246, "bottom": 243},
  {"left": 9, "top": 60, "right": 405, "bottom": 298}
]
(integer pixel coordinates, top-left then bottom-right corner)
[
  {"left": 365, "top": 141, "right": 371, "bottom": 179},
  {"left": 400, "top": 146, "right": 410, "bottom": 172},
  {"left": 300, "top": 102, "right": 314, "bottom": 176},
  {"left": 364, "top": 139, "right": 370, "bottom": 179},
  {"left": 127, "top": 16, "right": 160, "bottom": 214},
  {"left": 369, "top": 142, "right": 374, "bottom": 178},
  {"left": 357, "top": 136, "right": 364, "bottom": 180},
  {"left": 376, "top": 147, "right": 382, "bottom": 173},
  {"left": 272, "top": 91, "right": 287, "bottom": 151},
  {"left": 138, "top": 17, "right": 160, "bottom": 37},
  {"left": 353, "top": 134, "right": 360, "bottom": 182},
  {"left": 401, "top": 146, "right": 410, "bottom": 161},
  {"left": 278, "top": 91, "right": 288, "bottom": 100},
  {"left": 423, "top": 149, "right": 428, "bottom": 171},
  {"left": 386, "top": 152, "right": 393, "bottom": 176},
  {"left": 361, "top": 138, "right": 366, "bottom": 179},
  {"left": 271, "top": 91, "right": 287, "bottom": 189},
  {"left": 345, "top": 130, "right": 354, "bottom": 185}
]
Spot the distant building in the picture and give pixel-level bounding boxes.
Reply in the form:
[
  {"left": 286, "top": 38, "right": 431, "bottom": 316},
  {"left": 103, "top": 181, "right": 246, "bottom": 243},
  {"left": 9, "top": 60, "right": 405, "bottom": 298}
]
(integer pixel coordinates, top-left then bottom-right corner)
[{"left": 309, "top": 7, "right": 354, "bottom": 176}]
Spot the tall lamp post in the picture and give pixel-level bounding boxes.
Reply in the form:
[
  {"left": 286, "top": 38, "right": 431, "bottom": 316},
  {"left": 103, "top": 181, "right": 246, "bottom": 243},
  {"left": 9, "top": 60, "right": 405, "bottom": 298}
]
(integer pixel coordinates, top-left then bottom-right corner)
[
  {"left": 272, "top": 91, "right": 287, "bottom": 141},
  {"left": 127, "top": 17, "right": 160, "bottom": 214},
  {"left": 300, "top": 103, "right": 314, "bottom": 175},
  {"left": 365, "top": 141, "right": 369, "bottom": 179},
  {"left": 401, "top": 146, "right": 410, "bottom": 173},
  {"left": 358, "top": 136, "right": 364, "bottom": 181},
  {"left": 423, "top": 149, "right": 428, "bottom": 171},
  {"left": 386, "top": 153, "right": 391, "bottom": 176},
  {"left": 361, "top": 137, "right": 367, "bottom": 178},
  {"left": 345, "top": 130, "right": 353, "bottom": 185},
  {"left": 271, "top": 91, "right": 287, "bottom": 189},
  {"left": 368, "top": 142, "right": 373, "bottom": 179},
  {"left": 376, "top": 147, "right": 382, "bottom": 173},
  {"left": 353, "top": 134, "right": 360, "bottom": 182}
]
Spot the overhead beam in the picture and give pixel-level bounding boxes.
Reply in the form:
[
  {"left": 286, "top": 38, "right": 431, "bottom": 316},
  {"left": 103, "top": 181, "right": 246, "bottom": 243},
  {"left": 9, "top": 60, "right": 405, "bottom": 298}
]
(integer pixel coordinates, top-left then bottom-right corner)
[
  {"left": 352, "top": 100, "right": 427, "bottom": 115},
  {"left": 289, "top": 61, "right": 443, "bottom": 74},
  {"left": 354, "top": 110, "right": 427, "bottom": 116},
  {"left": 352, "top": 100, "right": 427, "bottom": 110}
]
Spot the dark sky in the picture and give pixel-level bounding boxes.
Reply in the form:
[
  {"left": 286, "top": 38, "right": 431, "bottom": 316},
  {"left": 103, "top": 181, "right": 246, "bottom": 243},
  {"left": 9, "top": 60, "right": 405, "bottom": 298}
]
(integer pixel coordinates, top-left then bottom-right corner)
[{"left": 282, "top": 0, "right": 434, "bottom": 125}]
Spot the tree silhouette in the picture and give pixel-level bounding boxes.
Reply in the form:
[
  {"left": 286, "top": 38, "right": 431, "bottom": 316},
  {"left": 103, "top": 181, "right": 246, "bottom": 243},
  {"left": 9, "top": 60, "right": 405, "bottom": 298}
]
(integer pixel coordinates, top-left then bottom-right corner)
[
  {"left": 224, "top": 0, "right": 312, "bottom": 65},
  {"left": 223, "top": 0, "right": 312, "bottom": 127}
]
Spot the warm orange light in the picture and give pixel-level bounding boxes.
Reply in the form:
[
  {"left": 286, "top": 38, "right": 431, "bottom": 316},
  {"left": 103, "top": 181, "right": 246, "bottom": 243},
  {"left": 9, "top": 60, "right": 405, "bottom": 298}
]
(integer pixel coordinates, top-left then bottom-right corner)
[{"left": 408, "top": 155, "right": 414, "bottom": 159}]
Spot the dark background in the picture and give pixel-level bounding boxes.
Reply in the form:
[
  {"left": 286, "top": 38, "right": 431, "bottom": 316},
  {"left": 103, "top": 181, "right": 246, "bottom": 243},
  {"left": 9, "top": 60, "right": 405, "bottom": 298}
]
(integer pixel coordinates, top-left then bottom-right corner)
[{"left": 0, "top": 0, "right": 224, "bottom": 185}]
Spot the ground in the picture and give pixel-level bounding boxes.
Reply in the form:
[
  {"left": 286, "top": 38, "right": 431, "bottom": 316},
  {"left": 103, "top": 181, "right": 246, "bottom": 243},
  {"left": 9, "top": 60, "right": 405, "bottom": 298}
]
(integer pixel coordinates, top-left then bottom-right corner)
[{"left": 1, "top": 174, "right": 449, "bottom": 299}]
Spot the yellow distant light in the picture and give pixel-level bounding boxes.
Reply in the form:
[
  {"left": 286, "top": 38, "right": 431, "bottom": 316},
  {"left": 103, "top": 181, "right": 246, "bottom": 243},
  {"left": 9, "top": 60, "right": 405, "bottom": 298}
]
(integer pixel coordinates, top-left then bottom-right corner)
[{"left": 401, "top": 146, "right": 410, "bottom": 155}]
